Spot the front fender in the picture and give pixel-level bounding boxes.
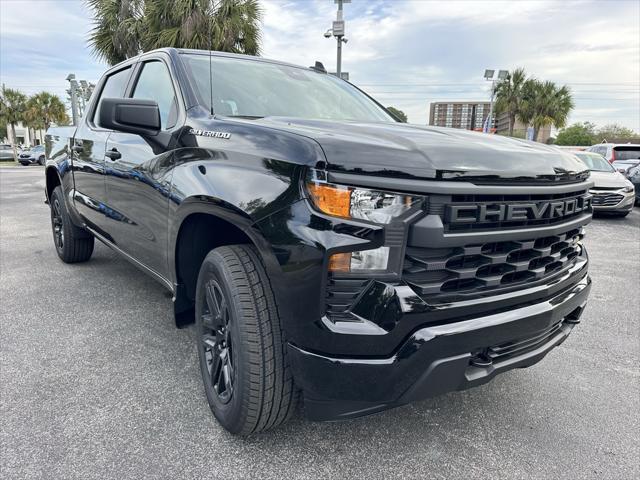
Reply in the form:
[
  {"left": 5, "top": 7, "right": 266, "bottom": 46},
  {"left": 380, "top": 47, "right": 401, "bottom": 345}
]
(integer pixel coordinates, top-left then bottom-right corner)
[
  {"left": 168, "top": 197, "right": 283, "bottom": 281},
  {"left": 166, "top": 150, "right": 306, "bottom": 288}
]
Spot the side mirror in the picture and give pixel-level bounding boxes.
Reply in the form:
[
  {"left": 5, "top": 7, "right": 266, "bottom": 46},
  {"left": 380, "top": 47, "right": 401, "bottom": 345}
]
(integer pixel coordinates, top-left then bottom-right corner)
[
  {"left": 617, "top": 168, "right": 627, "bottom": 174},
  {"left": 99, "top": 98, "right": 160, "bottom": 136}
]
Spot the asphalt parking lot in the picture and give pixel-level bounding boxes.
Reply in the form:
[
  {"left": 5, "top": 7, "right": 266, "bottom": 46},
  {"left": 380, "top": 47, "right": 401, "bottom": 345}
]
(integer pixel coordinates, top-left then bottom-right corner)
[{"left": 1, "top": 166, "right": 638, "bottom": 479}]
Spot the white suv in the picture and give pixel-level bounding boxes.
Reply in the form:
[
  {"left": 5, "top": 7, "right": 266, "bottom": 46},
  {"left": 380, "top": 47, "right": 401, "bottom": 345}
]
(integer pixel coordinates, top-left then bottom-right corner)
[{"left": 586, "top": 143, "right": 640, "bottom": 163}]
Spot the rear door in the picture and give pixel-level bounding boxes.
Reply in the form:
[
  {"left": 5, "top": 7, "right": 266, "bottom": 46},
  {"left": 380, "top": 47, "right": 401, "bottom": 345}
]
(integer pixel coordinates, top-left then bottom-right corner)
[
  {"left": 72, "top": 65, "right": 133, "bottom": 234},
  {"left": 103, "top": 56, "right": 184, "bottom": 278}
]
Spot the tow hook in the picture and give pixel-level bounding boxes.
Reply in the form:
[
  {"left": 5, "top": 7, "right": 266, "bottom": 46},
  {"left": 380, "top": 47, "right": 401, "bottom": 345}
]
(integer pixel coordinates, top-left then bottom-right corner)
[{"left": 470, "top": 352, "right": 493, "bottom": 368}]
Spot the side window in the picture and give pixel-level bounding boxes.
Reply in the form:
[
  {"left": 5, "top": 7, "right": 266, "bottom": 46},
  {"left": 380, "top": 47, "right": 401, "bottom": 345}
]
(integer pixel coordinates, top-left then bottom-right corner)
[
  {"left": 93, "top": 67, "right": 132, "bottom": 128},
  {"left": 132, "top": 61, "right": 178, "bottom": 130}
]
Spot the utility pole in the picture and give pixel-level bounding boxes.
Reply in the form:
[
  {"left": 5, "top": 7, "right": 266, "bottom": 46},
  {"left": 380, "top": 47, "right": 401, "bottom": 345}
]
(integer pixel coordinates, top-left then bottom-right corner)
[
  {"left": 65, "top": 75, "right": 94, "bottom": 125},
  {"left": 325, "top": 0, "right": 350, "bottom": 79},
  {"left": 66, "top": 73, "right": 79, "bottom": 126},
  {"left": 482, "top": 69, "right": 508, "bottom": 133},
  {"left": 335, "top": 0, "right": 344, "bottom": 77}
]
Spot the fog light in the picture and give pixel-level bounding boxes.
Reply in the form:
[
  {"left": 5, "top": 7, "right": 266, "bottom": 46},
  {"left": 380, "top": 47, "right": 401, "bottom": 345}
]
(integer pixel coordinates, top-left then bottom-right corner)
[{"left": 329, "top": 247, "right": 390, "bottom": 273}]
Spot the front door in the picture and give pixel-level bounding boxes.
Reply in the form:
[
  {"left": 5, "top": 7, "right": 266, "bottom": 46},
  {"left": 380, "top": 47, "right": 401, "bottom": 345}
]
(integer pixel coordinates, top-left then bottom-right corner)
[
  {"left": 71, "top": 66, "right": 133, "bottom": 235},
  {"left": 104, "top": 58, "right": 183, "bottom": 278}
]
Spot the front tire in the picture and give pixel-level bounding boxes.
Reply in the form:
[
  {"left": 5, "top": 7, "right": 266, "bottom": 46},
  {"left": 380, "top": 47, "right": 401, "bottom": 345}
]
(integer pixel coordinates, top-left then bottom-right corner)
[
  {"left": 195, "top": 245, "right": 297, "bottom": 435},
  {"left": 39, "top": 156, "right": 45, "bottom": 165},
  {"left": 50, "top": 186, "right": 94, "bottom": 263}
]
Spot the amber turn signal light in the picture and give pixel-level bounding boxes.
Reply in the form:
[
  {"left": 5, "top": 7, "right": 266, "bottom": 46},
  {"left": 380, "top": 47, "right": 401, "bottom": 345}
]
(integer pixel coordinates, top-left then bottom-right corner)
[{"left": 306, "top": 183, "right": 351, "bottom": 218}]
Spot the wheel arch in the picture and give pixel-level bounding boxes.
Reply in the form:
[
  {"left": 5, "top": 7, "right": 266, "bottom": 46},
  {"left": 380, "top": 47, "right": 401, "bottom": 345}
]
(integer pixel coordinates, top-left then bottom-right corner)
[
  {"left": 45, "top": 166, "right": 62, "bottom": 202},
  {"left": 169, "top": 197, "right": 283, "bottom": 327}
]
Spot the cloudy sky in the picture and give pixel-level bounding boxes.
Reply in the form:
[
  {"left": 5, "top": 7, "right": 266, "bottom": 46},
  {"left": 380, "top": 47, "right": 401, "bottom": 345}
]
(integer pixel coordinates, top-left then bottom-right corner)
[{"left": 1, "top": 0, "right": 638, "bottom": 130}]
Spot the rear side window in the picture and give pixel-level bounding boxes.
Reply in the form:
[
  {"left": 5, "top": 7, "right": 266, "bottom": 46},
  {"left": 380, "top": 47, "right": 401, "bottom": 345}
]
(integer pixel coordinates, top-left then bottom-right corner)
[
  {"left": 132, "top": 61, "right": 178, "bottom": 130},
  {"left": 613, "top": 146, "right": 640, "bottom": 161},
  {"left": 94, "top": 67, "right": 132, "bottom": 128},
  {"left": 591, "top": 146, "right": 607, "bottom": 157}
]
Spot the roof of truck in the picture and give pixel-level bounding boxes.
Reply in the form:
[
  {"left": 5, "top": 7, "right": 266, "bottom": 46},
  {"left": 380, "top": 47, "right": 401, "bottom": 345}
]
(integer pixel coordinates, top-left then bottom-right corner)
[{"left": 110, "top": 47, "right": 318, "bottom": 74}]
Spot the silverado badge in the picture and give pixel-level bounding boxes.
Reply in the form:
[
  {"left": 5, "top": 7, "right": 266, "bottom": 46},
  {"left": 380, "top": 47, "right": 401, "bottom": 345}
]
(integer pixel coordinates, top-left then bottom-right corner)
[{"left": 189, "top": 129, "right": 231, "bottom": 139}]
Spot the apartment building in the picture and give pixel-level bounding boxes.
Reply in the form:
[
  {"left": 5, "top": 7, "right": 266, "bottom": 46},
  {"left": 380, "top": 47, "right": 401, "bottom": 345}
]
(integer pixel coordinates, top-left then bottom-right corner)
[{"left": 428, "top": 101, "right": 495, "bottom": 131}]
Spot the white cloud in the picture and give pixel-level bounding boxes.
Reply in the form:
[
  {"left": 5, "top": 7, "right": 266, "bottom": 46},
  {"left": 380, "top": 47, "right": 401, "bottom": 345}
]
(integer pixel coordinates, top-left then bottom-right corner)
[{"left": 261, "top": 0, "right": 639, "bottom": 130}]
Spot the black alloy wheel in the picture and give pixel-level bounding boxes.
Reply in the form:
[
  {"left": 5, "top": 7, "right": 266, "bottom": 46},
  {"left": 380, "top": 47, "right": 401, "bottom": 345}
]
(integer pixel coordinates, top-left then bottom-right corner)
[
  {"left": 195, "top": 245, "right": 298, "bottom": 435},
  {"left": 200, "top": 279, "right": 235, "bottom": 404},
  {"left": 51, "top": 197, "right": 64, "bottom": 251},
  {"left": 49, "top": 186, "right": 94, "bottom": 263}
]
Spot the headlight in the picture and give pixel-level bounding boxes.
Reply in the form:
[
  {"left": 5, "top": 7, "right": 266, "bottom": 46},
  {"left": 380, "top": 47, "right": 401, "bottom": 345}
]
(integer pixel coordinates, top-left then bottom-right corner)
[
  {"left": 622, "top": 185, "right": 634, "bottom": 193},
  {"left": 306, "top": 181, "right": 420, "bottom": 224}
]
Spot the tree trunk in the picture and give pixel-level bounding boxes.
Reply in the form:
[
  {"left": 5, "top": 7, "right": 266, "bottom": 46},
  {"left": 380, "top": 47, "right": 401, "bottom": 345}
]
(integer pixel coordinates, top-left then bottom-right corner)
[
  {"left": 509, "top": 112, "right": 516, "bottom": 136},
  {"left": 10, "top": 123, "right": 17, "bottom": 161},
  {"left": 533, "top": 126, "right": 540, "bottom": 142}
]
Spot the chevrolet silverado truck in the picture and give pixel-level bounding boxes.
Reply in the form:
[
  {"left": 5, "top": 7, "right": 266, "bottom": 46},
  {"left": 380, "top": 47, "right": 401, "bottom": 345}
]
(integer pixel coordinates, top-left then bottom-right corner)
[{"left": 45, "top": 48, "right": 593, "bottom": 435}]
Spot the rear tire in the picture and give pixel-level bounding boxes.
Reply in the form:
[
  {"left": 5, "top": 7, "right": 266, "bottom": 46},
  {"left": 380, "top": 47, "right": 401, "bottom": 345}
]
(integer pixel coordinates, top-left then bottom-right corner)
[
  {"left": 195, "top": 245, "right": 298, "bottom": 435},
  {"left": 50, "top": 186, "right": 94, "bottom": 263}
]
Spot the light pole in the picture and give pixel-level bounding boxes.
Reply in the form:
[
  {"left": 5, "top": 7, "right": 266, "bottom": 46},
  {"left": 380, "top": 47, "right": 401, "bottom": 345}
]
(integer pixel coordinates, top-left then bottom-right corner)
[
  {"left": 66, "top": 73, "right": 79, "bottom": 126},
  {"left": 483, "top": 69, "right": 508, "bottom": 133},
  {"left": 325, "top": 0, "right": 350, "bottom": 79}
]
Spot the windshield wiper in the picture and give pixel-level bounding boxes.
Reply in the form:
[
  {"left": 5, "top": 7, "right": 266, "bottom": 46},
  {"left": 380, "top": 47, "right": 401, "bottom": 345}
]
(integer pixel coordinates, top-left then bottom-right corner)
[{"left": 224, "top": 115, "right": 265, "bottom": 120}]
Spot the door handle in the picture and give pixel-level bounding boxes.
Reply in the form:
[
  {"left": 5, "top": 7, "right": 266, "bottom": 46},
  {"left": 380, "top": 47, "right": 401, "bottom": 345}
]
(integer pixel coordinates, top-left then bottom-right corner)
[{"left": 105, "top": 148, "right": 121, "bottom": 161}]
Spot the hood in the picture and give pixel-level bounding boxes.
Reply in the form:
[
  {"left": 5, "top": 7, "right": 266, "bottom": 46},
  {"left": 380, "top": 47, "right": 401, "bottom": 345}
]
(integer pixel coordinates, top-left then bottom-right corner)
[
  {"left": 589, "top": 170, "right": 630, "bottom": 189},
  {"left": 253, "top": 118, "right": 589, "bottom": 183}
]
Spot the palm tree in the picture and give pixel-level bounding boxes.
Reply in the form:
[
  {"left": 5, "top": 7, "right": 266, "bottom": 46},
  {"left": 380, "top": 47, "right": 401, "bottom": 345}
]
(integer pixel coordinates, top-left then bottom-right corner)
[
  {"left": 0, "top": 86, "right": 28, "bottom": 160},
  {"left": 520, "top": 80, "right": 574, "bottom": 141},
  {"left": 493, "top": 68, "right": 527, "bottom": 136},
  {"left": 87, "top": 0, "right": 142, "bottom": 65},
  {"left": 142, "top": 0, "right": 261, "bottom": 54},
  {"left": 87, "top": 0, "right": 262, "bottom": 66},
  {"left": 25, "top": 92, "right": 70, "bottom": 143}
]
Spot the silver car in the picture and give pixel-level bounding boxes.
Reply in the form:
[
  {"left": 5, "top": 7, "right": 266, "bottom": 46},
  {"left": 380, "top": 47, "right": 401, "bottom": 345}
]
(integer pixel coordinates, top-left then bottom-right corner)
[
  {"left": 17, "top": 145, "right": 46, "bottom": 166},
  {"left": 0, "top": 144, "right": 15, "bottom": 161},
  {"left": 574, "top": 151, "right": 635, "bottom": 217}
]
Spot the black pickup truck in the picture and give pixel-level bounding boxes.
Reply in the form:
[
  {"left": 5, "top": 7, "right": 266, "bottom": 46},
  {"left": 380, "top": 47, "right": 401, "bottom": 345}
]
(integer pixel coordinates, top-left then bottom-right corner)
[{"left": 45, "top": 48, "right": 593, "bottom": 435}]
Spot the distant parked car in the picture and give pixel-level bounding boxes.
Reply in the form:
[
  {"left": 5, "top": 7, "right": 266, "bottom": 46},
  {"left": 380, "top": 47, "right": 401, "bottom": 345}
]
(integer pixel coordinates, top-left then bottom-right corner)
[
  {"left": 612, "top": 159, "right": 640, "bottom": 176},
  {"left": 626, "top": 165, "right": 640, "bottom": 205},
  {"left": 0, "top": 144, "right": 15, "bottom": 161},
  {"left": 18, "top": 145, "right": 46, "bottom": 166},
  {"left": 574, "top": 151, "right": 635, "bottom": 216},
  {"left": 613, "top": 161, "right": 640, "bottom": 205},
  {"left": 586, "top": 143, "right": 640, "bottom": 163}
]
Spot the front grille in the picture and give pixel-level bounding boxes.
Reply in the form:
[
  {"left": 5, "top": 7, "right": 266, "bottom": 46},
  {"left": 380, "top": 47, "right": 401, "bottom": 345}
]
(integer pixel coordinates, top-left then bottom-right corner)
[
  {"left": 440, "top": 189, "right": 589, "bottom": 232},
  {"left": 592, "top": 192, "right": 623, "bottom": 206},
  {"left": 403, "top": 227, "right": 584, "bottom": 298}
]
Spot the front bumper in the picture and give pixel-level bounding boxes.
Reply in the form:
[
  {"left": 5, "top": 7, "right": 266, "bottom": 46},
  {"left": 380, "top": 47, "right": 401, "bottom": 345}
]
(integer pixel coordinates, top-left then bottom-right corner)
[{"left": 290, "top": 274, "right": 590, "bottom": 421}]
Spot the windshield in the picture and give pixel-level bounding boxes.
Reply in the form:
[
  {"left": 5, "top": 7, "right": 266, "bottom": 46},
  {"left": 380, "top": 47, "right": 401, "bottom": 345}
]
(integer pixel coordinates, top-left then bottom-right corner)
[
  {"left": 181, "top": 54, "right": 394, "bottom": 123},
  {"left": 575, "top": 152, "right": 614, "bottom": 172},
  {"left": 613, "top": 146, "right": 640, "bottom": 161}
]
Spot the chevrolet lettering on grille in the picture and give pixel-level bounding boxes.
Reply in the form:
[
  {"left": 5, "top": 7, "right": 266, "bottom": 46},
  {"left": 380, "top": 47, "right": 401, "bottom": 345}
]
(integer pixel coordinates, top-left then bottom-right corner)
[{"left": 445, "top": 194, "right": 593, "bottom": 224}]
